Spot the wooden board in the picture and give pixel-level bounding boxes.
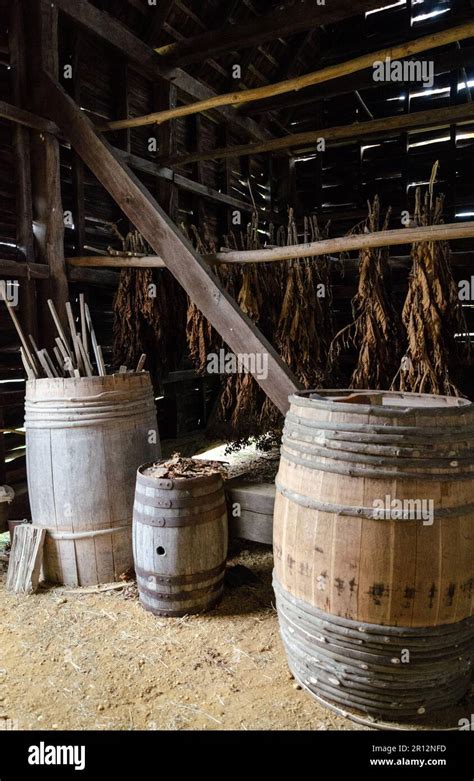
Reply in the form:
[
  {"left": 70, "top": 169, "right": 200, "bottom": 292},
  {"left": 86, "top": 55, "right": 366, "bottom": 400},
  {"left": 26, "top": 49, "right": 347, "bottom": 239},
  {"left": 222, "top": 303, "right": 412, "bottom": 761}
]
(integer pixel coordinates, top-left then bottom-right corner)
[
  {"left": 225, "top": 480, "right": 275, "bottom": 545},
  {"left": 6, "top": 524, "right": 46, "bottom": 593}
]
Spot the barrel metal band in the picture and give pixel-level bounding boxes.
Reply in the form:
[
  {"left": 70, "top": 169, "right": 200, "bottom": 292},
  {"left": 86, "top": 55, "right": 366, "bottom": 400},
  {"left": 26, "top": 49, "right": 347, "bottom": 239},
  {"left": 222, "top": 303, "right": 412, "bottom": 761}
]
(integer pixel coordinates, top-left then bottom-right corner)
[
  {"left": 44, "top": 525, "right": 129, "bottom": 540},
  {"left": 280, "top": 445, "right": 474, "bottom": 481},
  {"left": 282, "top": 434, "right": 474, "bottom": 470},
  {"left": 134, "top": 481, "right": 224, "bottom": 509},
  {"left": 138, "top": 578, "right": 224, "bottom": 602},
  {"left": 285, "top": 411, "right": 474, "bottom": 439},
  {"left": 135, "top": 560, "right": 226, "bottom": 587},
  {"left": 275, "top": 481, "right": 474, "bottom": 520},
  {"left": 133, "top": 502, "right": 227, "bottom": 527},
  {"left": 289, "top": 391, "right": 473, "bottom": 418}
]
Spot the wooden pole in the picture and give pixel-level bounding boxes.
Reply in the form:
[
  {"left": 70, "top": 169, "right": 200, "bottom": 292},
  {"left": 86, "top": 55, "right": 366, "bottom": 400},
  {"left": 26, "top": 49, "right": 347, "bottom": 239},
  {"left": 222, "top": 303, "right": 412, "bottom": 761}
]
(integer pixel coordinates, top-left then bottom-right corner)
[
  {"left": 41, "top": 73, "right": 300, "bottom": 414},
  {"left": 65, "top": 221, "right": 474, "bottom": 267},
  {"left": 100, "top": 22, "right": 474, "bottom": 131},
  {"left": 169, "top": 101, "right": 474, "bottom": 166}
]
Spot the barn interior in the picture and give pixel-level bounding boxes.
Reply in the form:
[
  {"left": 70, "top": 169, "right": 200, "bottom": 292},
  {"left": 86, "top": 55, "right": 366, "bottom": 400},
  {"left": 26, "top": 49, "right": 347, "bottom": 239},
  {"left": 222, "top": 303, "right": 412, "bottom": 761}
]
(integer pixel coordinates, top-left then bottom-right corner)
[{"left": 0, "top": 0, "right": 473, "bottom": 733}]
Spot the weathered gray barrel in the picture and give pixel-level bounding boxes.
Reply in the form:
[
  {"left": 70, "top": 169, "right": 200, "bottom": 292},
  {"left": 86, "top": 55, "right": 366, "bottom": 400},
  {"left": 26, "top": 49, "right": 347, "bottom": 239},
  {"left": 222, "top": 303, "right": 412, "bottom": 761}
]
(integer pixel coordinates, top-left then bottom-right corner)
[
  {"left": 25, "top": 373, "right": 160, "bottom": 586},
  {"left": 274, "top": 389, "right": 474, "bottom": 719},
  {"left": 133, "top": 464, "right": 228, "bottom": 617}
]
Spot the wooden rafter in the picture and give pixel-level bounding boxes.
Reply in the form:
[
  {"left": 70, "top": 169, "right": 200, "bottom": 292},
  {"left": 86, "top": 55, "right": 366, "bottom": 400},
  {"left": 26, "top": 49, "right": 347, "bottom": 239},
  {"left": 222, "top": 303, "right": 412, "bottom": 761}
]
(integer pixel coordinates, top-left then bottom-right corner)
[
  {"left": 146, "top": 0, "right": 176, "bottom": 46},
  {"left": 168, "top": 101, "right": 474, "bottom": 165},
  {"left": 0, "top": 101, "right": 255, "bottom": 213},
  {"left": 40, "top": 73, "right": 300, "bottom": 413},
  {"left": 101, "top": 21, "right": 474, "bottom": 131},
  {"left": 153, "top": 0, "right": 384, "bottom": 66},
  {"left": 54, "top": 0, "right": 271, "bottom": 142},
  {"left": 245, "top": 44, "right": 474, "bottom": 117}
]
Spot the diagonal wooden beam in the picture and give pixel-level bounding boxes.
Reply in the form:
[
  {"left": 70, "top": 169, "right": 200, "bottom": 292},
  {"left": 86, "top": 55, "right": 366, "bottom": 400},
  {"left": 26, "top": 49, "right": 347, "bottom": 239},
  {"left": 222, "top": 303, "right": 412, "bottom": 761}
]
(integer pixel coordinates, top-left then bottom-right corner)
[
  {"left": 154, "top": 0, "right": 384, "bottom": 66},
  {"left": 54, "top": 0, "right": 270, "bottom": 142},
  {"left": 39, "top": 72, "right": 300, "bottom": 413}
]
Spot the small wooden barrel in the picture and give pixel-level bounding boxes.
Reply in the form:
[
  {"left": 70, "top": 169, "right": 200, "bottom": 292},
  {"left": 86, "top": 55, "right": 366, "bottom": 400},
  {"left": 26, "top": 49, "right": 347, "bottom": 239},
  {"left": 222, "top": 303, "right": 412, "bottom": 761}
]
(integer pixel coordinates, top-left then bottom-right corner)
[
  {"left": 274, "top": 390, "right": 474, "bottom": 718},
  {"left": 25, "top": 373, "right": 160, "bottom": 586},
  {"left": 133, "top": 464, "right": 228, "bottom": 617}
]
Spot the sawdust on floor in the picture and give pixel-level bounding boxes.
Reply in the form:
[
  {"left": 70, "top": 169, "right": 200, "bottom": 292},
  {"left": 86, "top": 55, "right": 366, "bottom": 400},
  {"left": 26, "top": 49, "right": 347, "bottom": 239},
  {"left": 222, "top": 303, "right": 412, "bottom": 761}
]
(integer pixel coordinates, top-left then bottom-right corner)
[{"left": 0, "top": 541, "right": 471, "bottom": 732}]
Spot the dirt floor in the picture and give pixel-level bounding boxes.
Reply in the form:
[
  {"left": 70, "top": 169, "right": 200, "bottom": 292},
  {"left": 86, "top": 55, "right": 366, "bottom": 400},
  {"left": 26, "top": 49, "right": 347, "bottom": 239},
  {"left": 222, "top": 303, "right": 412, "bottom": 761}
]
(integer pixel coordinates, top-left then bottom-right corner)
[{"left": 1, "top": 537, "right": 472, "bottom": 732}]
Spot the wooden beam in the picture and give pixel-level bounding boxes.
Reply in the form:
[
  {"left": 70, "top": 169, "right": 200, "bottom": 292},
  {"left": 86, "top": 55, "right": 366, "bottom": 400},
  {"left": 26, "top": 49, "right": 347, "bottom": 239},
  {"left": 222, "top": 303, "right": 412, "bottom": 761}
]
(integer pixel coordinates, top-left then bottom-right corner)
[
  {"left": 245, "top": 44, "right": 474, "bottom": 117},
  {"left": 9, "top": 0, "right": 38, "bottom": 339},
  {"left": 102, "top": 21, "right": 474, "bottom": 131},
  {"left": 154, "top": 0, "right": 384, "bottom": 66},
  {"left": 169, "top": 101, "right": 474, "bottom": 165},
  {"left": 54, "top": 0, "right": 270, "bottom": 142},
  {"left": 146, "top": 0, "right": 176, "bottom": 46},
  {"left": 70, "top": 30, "right": 86, "bottom": 254},
  {"left": 41, "top": 74, "right": 299, "bottom": 414},
  {"left": 0, "top": 260, "right": 49, "bottom": 279},
  {"left": 28, "top": 1, "right": 68, "bottom": 333},
  {"left": 68, "top": 266, "right": 119, "bottom": 287},
  {"left": 0, "top": 100, "right": 58, "bottom": 135},
  {"left": 0, "top": 92, "right": 255, "bottom": 212},
  {"left": 112, "top": 148, "right": 253, "bottom": 211},
  {"left": 68, "top": 256, "right": 166, "bottom": 268},
  {"left": 155, "top": 79, "right": 178, "bottom": 221},
  {"left": 65, "top": 221, "right": 474, "bottom": 266}
]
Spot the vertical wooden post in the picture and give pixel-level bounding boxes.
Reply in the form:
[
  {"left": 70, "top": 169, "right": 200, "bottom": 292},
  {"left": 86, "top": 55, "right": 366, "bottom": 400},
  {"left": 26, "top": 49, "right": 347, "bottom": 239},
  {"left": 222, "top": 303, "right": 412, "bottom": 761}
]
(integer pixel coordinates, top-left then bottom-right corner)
[
  {"left": 156, "top": 80, "right": 178, "bottom": 222},
  {"left": 116, "top": 60, "right": 131, "bottom": 156},
  {"left": 223, "top": 127, "right": 235, "bottom": 233},
  {"left": 27, "top": 0, "right": 68, "bottom": 335},
  {"left": 193, "top": 115, "right": 207, "bottom": 229},
  {"left": 71, "top": 30, "right": 86, "bottom": 255},
  {"left": 9, "top": 0, "right": 38, "bottom": 340}
]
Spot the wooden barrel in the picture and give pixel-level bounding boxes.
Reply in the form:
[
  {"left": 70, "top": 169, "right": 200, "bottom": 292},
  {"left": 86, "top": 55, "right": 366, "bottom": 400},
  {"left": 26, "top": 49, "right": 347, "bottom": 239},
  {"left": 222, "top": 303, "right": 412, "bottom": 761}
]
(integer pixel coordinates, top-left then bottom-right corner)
[
  {"left": 25, "top": 373, "right": 160, "bottom": 587},
  {"left": 274, "top": 390, "right": 474, "bottom": 718},
  {"left": 133, "top": 464, "right": 228, "bottom": 617}
]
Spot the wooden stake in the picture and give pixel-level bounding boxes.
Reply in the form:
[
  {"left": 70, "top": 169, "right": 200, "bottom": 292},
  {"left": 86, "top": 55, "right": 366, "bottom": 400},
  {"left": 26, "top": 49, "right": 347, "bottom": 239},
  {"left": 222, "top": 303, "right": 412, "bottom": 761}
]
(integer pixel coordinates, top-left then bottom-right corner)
[
  {"left": 76, "top": 332, "right": 93, "bottom": 377},
  {"left": 20, "top": 347, "right": 36, "bottom": 380},
  {"left": 96, "top": 345, "right": 106, "bottom": 377},
  {"left": 84, "top": 302, "right": 104, "bottom": 376},
  {"left": 65, "top": 301, "right": 85, "bottom": 374},
  {"left": 136, "top": 354, "right": 147, "bottom": 372},
  {"left": 79, "top": 293, "right": 88, "bottom": 358},
  {"left": 53, "top": 345, "right": 64, "bottom": 375},
  {"left": 55, "top": 337, "right": 75, "bottom": 377},
  {"left": 37, "top": 349, "right": 54, "bottom": 378},
  {"left": 43, "top": 348, "right": 60, "bottom": 378},
  {"left": 47, "top": 299, "right": 74, "bottom": 362},
  {"left": 5, "top": 302, "right": 38, "bottom": 376}
]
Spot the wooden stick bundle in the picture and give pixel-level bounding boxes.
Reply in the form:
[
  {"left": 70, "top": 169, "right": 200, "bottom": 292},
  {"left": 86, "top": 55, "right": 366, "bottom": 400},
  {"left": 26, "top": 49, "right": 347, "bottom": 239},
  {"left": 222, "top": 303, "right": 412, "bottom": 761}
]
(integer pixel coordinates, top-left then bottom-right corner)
[{"left": 3, "top": 295, "right": 146, "bottom": 380}]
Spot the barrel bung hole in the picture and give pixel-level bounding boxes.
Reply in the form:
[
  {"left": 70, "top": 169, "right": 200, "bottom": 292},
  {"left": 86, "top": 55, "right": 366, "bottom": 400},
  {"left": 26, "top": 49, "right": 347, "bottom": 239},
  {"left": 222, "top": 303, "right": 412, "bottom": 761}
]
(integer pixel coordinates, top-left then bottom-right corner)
[{"left": 156, "top": 546, "right": 166, "bottom": 556}]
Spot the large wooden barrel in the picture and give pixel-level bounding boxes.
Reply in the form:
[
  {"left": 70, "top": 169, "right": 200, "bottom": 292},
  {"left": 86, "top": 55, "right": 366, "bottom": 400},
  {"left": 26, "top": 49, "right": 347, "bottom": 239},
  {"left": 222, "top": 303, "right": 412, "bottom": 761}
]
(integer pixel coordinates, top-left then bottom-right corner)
[
  {"left": 25, "top": 373, "right": 160, "bottom": 586},
  {"left": 133, "top": 464, "right": 228, "bottom": 617},
  {"left": 274, "top": 390, "right": 474, "bottom": 718}
]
